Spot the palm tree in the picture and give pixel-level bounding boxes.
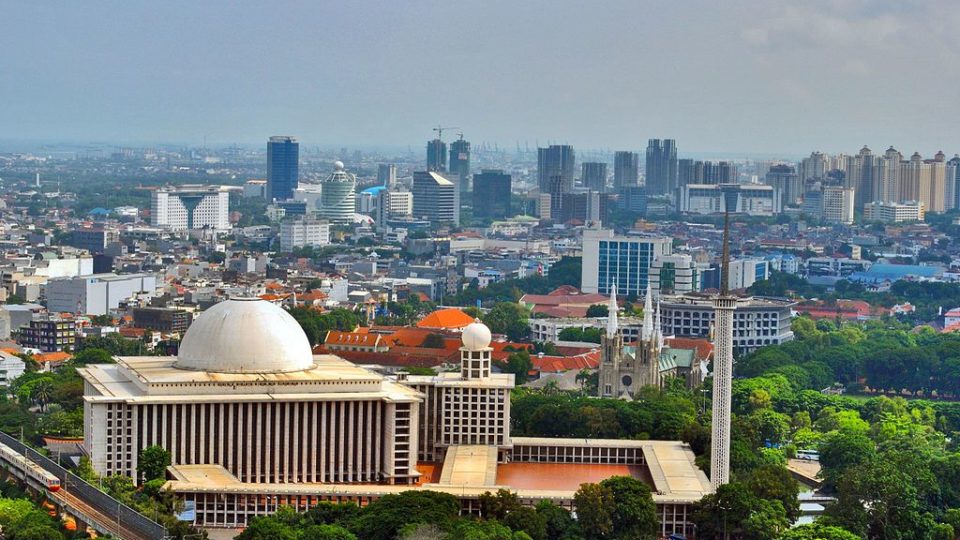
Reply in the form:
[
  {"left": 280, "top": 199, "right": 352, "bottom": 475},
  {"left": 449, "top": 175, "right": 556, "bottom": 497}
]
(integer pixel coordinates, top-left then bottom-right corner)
[{"left": 31, "top": 380, "right": 54, "bottom": 412}]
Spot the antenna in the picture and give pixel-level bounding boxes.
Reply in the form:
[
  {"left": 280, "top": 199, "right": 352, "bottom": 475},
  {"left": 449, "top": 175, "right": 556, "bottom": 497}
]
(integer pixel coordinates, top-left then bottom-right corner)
[{"left": 720, "top": 209, "right": 731, "bottom": 295}]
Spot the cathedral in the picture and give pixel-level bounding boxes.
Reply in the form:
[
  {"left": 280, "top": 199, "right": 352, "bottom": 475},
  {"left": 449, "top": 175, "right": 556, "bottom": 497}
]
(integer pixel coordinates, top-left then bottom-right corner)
[{"left": 599, "top": 285, "right": 708, "bottom": 398}]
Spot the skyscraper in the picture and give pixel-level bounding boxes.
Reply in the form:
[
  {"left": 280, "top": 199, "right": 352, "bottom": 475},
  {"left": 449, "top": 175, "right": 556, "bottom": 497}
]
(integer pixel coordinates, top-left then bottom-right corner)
[
  {"left": 847, "top": 146, "right": 878, "bottom": 209},
  {"left": 538, "top": 145, "right": 576, "bottom": 217},
  {"left": 413, "top": 171, "right": 459, "bottom": 225},
  {"left": 613, "top": 151, "right": 639, "bottom": 188},
  {"left": 765, "top": 164, "right": 801, "bottom": 207},
  {"left": 377, "top": 164, "right": 397, "bottom": 188},
  {"left": 581, "top": 162, "right": 608, "bottom": 192},
  {"left": 472, "top": 170, "right": 512, "bottom": 219},
  {"left": 267, "top": 136, "right": 299, "bottom": 201},
  {"left": 948, "top": 155, "right": 960, "bottom": 211},
  {"left": 711, "top": 211, "right": 735, "bottom": 489},
  {"left": 645, "top": 139, "right": 678, "bottom": 195},
  {"left": 316, "top": 161, "right": 357, "bottom": 224},
  {"left": 427, "top": 139, "right": 447, "bottom": 172},
  {"left": 449, "top": 136, "right": 471, "bottom": 194}
]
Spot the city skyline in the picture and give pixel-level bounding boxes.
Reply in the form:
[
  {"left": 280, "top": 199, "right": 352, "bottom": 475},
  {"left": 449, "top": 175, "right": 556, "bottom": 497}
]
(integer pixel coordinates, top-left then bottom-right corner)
[{"left": 5, "top": 1, "right": 960, "bottom": 153}]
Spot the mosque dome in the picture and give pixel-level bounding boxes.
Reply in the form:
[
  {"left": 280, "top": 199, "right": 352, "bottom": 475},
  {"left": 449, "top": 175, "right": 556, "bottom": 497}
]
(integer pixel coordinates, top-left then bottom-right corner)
[
  {"left": 175, "top": 298, "right": 315, "bottom": 373},
  {"left": 461, "top": 320, "right": 492, "bottom": 351}
]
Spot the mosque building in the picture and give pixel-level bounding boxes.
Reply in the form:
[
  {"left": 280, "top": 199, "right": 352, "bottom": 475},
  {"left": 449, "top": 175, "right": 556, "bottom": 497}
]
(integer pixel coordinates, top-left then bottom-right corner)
[{"left": 79, "top": 297, "right": 710, "bottom": 536}]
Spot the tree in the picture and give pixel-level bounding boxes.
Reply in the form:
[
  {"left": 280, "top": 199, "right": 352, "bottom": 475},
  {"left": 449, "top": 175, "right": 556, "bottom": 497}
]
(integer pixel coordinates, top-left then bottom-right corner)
[
  {"left": 747, "top": 464, "right": 800, "bottom": 521},
  {"left": 586, "top": 304, "right": 609, "bottom": 318},
  {"left": 71, "top": 348, "right": 114, "bottom": 365},
  {"left": 497, "top": 351, "right": 534, "bottom": 384},
  {"left": 138, "top": 445, "right": 172, "bottom": 482},
  {"left": 534, "top": 500, "right": 580, "bottom": 540},
  {"left": 15, "top": 527, "right": 65, "bottom": 540},
  {"left": 301, "top": 524, "right": 357, "bottom": 540},
  {"left": 483, "top": 303, "right": 530, "bottom": 342},
  {"left": 818, "top": 430, "right": 875, "bottom": 489},
  {"left": 692, "top": 482, "right": 757, "bottom": 540},
  {"left": 30, "top": 380, "right": 54, "bottom": 412},
  {"left": 573, "top": 483, "right": 613, "bottom": 540},
  {"left": 236, "top": 516, "right": 298, "bottom": 540},
  {"left": 777, "top": 522, "right": 860, "bottom": 540},
  {"left": 599, "top": 476, "right": 658, "bottom": 540},
  {"left": 351, "top": 491, "right": 460, "bottom": 540}
]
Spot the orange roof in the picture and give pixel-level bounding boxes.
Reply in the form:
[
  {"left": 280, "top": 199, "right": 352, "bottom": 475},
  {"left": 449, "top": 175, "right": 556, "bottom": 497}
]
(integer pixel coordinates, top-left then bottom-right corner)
[
  {"left": 416, "top": 308, "right": 475, "bottom": 330},
  {"left": 532, "top": 350, "right": 600, "bottom": 373},
  {"left": 35, "top": 352, "right": 71, "bottom": 364},
  {"left": 265, "top": 282, "right": 284, "bottom": 291},
  {"left": 324, "top": 331, "right": 381, "bottom": 347}
]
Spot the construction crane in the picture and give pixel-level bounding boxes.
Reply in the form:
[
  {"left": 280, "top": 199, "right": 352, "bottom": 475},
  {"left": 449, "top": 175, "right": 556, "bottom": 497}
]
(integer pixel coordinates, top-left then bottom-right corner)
[{"left": 432, "top": 125, "right": 459, "bottom": 141}]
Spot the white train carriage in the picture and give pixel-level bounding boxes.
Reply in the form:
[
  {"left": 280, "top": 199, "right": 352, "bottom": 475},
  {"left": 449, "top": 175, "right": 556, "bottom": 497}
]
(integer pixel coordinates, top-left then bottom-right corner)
[{"left": 0, "top": 442, "right": 61, "bottom": 491}]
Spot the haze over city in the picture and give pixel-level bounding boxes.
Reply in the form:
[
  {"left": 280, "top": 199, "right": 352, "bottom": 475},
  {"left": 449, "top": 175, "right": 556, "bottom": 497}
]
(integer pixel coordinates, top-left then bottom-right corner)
[{"left": 4, "top": 0, "right": 960, "bottom": 153}]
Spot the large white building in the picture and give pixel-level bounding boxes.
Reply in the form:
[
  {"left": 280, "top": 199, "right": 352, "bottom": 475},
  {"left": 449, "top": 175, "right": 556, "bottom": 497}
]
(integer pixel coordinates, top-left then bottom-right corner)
[
  {"left": 726, "top": 258, "right": 770, "bottom": 290},
  {"left": 659, "top": 294, "right": 795, "bottom": 355},
  {"left": 864, "top": 200, "right": 925, "bottom": 223},
  {"left": 581, "top": 228, "right": 672, "bottom": 297},
  {"left": 151, "top": 186, "right": 230, "bottom": 231},
  {"left": 46, "top": 273, "right": 158, "bottom": 315},
  {"left": 279, "top": 218, "right": 331, "bottom": 252},
  {"left": 79, "top": 299, "right": 711, "bottom": 536},
  {"left": 375, "top": 188, "right": 414, "bottom": 228}
]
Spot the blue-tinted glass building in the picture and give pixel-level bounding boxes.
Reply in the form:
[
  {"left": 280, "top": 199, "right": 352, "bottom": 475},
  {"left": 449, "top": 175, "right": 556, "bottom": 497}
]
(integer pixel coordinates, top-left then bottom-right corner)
[{"left": 267, "top": 136, "right": 299, "bottom": 201}]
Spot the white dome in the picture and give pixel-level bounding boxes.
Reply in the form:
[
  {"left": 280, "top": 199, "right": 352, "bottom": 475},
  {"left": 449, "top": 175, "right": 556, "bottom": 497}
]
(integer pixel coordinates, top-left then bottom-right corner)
[
  {"left": 175, "top": 298, "right": 315, "bottom": 373},
  {"left": 461, "top": 320, "right": 492, "bottom": 351}
]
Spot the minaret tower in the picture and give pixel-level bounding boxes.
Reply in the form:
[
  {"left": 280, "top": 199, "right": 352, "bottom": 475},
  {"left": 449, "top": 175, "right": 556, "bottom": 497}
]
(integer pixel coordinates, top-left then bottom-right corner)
[{"left": 711, "top": 209, "right": 736, "bottom": 489}]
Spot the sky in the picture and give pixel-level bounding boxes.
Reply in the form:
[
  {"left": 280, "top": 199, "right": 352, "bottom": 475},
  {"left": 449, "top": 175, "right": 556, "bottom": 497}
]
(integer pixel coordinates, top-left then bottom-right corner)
[{"left": 2, "top": 0, "right": 960, "bottom": 155}]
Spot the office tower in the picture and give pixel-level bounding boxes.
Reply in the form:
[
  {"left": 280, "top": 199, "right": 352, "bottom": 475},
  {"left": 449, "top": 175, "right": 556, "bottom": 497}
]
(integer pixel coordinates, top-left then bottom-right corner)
[
  {"left": 613, "top": 151, "right": 640, "bottom": 188},
  {"left": 472, "top": 170, "right": 512, "bottom": 219},
  {"left": 412, "top": 171, "right": 459, "bottom": 225},
  {"left": 702, "top": 161, "right": 736, "bottom": 184},
  {"left": 427, "top": 139, "right": 447, "bottom": 172},
  {"left": 151, "top": 186, "right": 230, "bottom": 231},
  {"left": 449, "top": 137, "right": 471, "bottom": 194},
  {"left": 711, "top": 211, "right": 734, "bottom": 489},
  {"left": 377, "top": 164, "right": 397, "bottom": 187},
  {"left": 678, "top": 159, "right": 697, "bottom": 186},
  {"left": 821, "top": 186, "right": 855, "bottom": 224},
  {"left": 560, "top": 192, "right": 611, "bottom": 225},
  {"left": 645, "top": 139, "right": 678, "bottom": 194},
  {"left": 798, "top": 152, "right": 828, "bottom": 182},
  {"left": 649, "top": 254, "right": 700, "bottom": 296},
  {"left": 538, "top": 145, "right": 576, "bottom": 217},
  {"left": 581, "top": 162, "right": 608, "bottom": 192},
  {"left": 765, "top": 164, "right": 801, "bottom": 207},
  {"left": 580, "top": 228, "right": 672, "bottom": 297},
  {"left": 875, "top": 147, "right": 903, "bottom": 203},
  {"left": 267, "top": 136, "right": 299, "bottom": 201},
  {"left": 316, "top": 161, "right": 357, "bottom": 224},
  {"left": 375, "top": 189, "right": 413, "bottom": 228},
  {"left": 948, "top": 155, "right": 960, "bottom": 210},
  {"left": 847, "top": 146, "right": 879, "bottom": 210}
]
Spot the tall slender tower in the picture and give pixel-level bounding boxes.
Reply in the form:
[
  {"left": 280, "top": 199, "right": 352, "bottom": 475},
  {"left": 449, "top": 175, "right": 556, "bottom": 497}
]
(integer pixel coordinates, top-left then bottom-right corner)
[{"left": 711, "top": 210, "right": 735, "bottom": 489}]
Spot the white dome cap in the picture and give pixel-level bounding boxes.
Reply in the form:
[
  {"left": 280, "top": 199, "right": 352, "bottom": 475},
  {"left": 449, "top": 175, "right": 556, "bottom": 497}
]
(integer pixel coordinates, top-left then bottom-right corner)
[
  {"left": 175, "top": 298, "right": 315, "bottom": 373},
  {"left": 461, "top": 319, "right": 492, "bottom": 351}
]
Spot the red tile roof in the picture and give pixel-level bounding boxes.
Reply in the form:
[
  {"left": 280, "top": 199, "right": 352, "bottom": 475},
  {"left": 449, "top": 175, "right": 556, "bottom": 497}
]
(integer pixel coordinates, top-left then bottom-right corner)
[
  {"left": 532, "top": 350, "right": 600, "bottom": 373},
  {"left": 417, "top": 308, "right": 476, "bottom": 329}
]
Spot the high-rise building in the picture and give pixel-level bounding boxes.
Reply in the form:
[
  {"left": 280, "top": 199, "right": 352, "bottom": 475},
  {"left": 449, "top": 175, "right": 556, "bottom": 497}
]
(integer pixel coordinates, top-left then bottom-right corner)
[
  {"left": 678, "top": 159, "right": 697, "bottom": 186},
  {"left": 427, "top": 139, "right": 447, "bottom": 172},
  {"left": 375, "top": 189, "right": 413, "bottom": 228},
  {"left": 151, "top": 186, "right": 230, "bottom": 231},
  {"left": 581, "top": 162, "right": 608, "bottom": 192},
  {"left": 947, "top": 155, "right": 960, "bottom": 211},
  {"left": 864, "top": 200, "right": 925, "bottom": 223},
  {"left": 413, "top": 171, "right": 459, "bottom": 225},
  {"left": 798, "top": 152, "right": 828, "bottom": 183},
  {"left": 613, "top": 151, "right": 639, "bottom": 188},
  {"left": 377, "top": 164, "right": 397, "bottom": 188},
  {"left": 449, "top": 137, "right": 471, "bottom": 194},
  {"left": 679, "top": 184, "right": 778, "bottom": 216},
  {"left": 316, "top": 161, "right": 357, "bottom": 224},
  {"left": 267, "top": 136, "right": 299, "bottom": 201},
  {"left": 649, "top": 254, "right": 700, "bottom": 296},
  {"left": 875, "top": 147, "right": 903, "bottom": 203},
  {"left": 581, "top": 228, "right": 673, "bottom": 297},
  {"left": 847, "top": 146, "right": 879, "bottom": 210},
  {"left": 560, "top": 192, "right": 610, "bottom": 225},
  {"left": 820, "top": 185, "right": 855, "bottom": 224},
  {"left": 645, "top": 139, "right": 678, "bottom": 195},
  {"left": 764, "top": 164, "right": 802, "bottom": 207},
  {"left": 472, "top": 170, "right": 512, "bottom": 220},
  {"left": 538, "top": 145, "right": 575, "bottom": 217}
]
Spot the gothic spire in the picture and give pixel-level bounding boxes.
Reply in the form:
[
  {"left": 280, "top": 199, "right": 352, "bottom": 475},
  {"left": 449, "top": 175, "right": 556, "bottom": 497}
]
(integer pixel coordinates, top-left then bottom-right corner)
[
  {"left": 642, "top": 283, "right": 654, "bottom": 341},
  {"left": 606, "top": 281, "right": 619, "bottom": 337}
]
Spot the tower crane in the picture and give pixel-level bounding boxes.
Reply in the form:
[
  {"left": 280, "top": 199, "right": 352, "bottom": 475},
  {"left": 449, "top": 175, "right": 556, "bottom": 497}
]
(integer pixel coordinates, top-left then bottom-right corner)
[{"left": 432, "top": 125, "right": 459, "bottom": 141}]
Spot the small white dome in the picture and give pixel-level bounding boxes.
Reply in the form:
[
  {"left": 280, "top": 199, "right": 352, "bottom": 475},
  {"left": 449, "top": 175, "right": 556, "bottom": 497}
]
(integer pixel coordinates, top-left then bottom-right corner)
[
  {"left": 334, "top": 160, "right": 345, "bottom": 170},
  {"left": 176, "top": 298, "right": 315, "bottom": 373},
  {"left": 461, "top": 320, "right": 492, "bottom": 351}
]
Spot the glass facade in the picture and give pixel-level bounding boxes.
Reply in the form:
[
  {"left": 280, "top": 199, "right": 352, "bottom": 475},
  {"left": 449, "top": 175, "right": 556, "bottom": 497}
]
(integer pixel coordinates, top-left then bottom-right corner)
[
  {"left": 597, "top": 240, "right": 659, "bottom": 297},
  {"left": 267, "top": 136, "right": 299, "bottom": 201}
]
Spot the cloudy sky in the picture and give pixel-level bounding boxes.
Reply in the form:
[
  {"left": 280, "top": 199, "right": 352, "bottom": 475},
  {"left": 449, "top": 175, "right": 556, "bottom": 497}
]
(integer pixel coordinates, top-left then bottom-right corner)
[{"left": 2, "top": 0, "right": 958, "bottom": 155}]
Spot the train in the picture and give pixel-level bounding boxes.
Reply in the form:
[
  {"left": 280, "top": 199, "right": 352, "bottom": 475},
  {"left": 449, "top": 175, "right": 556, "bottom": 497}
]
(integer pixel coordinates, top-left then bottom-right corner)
[{"left": 0, "top": 441, "right": 61, "bottom": 491}]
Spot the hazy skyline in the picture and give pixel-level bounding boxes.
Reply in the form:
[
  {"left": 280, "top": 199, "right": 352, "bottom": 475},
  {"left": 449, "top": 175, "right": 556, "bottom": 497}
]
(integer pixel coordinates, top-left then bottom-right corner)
[{"left": 4, "top": 0, "right": 960, "bottom": 155}]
